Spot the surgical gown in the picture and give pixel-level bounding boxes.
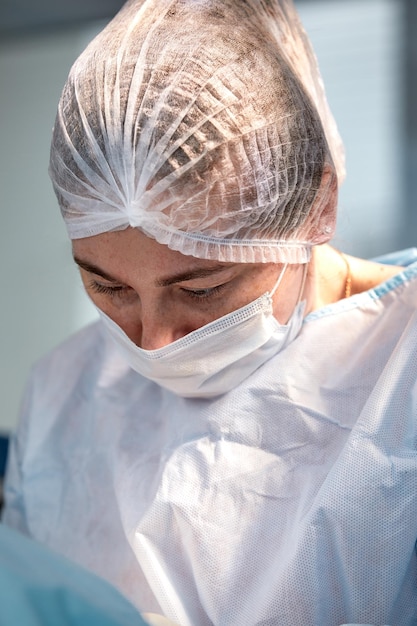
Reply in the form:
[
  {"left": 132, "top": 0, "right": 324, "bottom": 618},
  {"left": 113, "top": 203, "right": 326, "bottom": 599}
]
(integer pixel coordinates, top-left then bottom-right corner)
[{"left": 3, "top": 250, "right": 417, "bottom": 626}]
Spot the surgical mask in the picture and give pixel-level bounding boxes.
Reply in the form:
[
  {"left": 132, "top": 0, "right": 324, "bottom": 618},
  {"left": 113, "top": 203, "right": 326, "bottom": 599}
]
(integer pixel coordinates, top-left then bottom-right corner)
[{"left": 97, "top": 264, "right": 307, "bottom": 398}]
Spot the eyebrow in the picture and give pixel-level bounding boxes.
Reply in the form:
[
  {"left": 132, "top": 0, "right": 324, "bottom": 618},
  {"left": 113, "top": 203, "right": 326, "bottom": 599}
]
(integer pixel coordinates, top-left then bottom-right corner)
[
  {"left": 156, "top": 264, "right": 228, "bottom": 287},
  {"left": 73, "top": 257, "right": 118, "bottom": 282},
  {"left": 73, "top": 256, "right": 229, "bottom": 286}
]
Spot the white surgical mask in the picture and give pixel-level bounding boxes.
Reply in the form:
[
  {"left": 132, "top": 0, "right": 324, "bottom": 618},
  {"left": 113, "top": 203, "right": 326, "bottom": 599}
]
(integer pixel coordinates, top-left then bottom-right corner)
[{"left": 97, "top": 264, "right": 307, "bottom": 398}]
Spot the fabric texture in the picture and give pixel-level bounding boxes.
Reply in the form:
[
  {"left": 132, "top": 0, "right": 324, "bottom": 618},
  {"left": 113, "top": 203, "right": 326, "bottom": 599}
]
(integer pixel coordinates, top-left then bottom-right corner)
[
  {"left": 3, "top": 251, "right": 417, "bottom": 626},
  {"left": 49, "top": 0, "right": 344, "bottom": 263}
]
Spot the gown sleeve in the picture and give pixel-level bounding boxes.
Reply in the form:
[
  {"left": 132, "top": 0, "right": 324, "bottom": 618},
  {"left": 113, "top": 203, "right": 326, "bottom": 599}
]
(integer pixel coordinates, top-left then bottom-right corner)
[
  {"left": 0, "top": 524, "right": 149, "bottom": 626},
  {"left": 1, "top": 370, "right": 35, "bottom": 534}
]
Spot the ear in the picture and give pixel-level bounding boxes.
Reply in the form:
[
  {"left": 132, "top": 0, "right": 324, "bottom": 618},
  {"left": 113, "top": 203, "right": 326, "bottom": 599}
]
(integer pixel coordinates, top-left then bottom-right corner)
[{"left": 309, "top": 162, "right": 338, "bottom": 245}]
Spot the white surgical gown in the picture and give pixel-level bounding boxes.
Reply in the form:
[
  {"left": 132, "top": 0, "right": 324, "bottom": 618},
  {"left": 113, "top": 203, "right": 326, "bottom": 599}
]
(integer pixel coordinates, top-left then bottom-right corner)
[{"left": 4, "top": 250, "right": 417, "bottom": 626}]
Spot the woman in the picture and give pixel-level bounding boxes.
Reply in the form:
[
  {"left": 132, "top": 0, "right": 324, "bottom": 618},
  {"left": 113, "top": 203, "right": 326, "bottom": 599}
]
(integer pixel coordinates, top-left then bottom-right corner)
[{"left": 3, "top": 0, "right": 417, "bottom": 624}]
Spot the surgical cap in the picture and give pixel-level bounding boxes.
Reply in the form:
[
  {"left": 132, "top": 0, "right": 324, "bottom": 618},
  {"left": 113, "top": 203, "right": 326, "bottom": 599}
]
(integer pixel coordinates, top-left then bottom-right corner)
[{"left": 49, "top": 0, "right": 345, "bottom": 263}]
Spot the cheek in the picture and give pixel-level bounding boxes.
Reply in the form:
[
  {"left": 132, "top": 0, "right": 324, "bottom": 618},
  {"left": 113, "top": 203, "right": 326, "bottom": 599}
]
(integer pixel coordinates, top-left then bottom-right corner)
[
  {"left": 81, "top": 281, "right": 108, "bottom": 312},
  {"left": 97, "top": 300, "right": 144, "bottom": 344},
  {"left": 271, "top": 265, "right": 306, "bottom": 323},
  {"left": 116, "top": 316, "right": 143, "bottom": 345},
  {"left": 231, "top": 265, "right": 281, "bottom": 309},
  {"left": 80, "top": 282, "right": 139, "bottom": 336}
]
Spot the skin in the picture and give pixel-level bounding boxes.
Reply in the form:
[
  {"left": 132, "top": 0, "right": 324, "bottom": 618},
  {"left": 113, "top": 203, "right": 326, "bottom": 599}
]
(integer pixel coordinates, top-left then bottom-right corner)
[{"left": 72, "top": 227, "right": 402, "bottom": 351}]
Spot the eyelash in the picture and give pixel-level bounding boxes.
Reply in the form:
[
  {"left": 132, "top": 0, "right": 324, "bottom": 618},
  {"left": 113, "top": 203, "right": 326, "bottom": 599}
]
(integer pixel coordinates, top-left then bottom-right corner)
[
  {"left": 181, "top": 284, "right": 225, "bottom": 300},
  {"left": 88, "top": 280, "right": 226, "bottom": 301},
  {"left": 88, "top": 281, "right": 127, "bottom": 297}
]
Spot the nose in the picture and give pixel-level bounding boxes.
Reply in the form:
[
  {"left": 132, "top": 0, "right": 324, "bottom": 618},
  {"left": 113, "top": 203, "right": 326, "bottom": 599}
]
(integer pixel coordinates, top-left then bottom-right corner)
[
  {"left": 136, "top": 309, "right": 193, "bottom": 351},
  {"left": 140, "top": 326, "right": 181, "bottom": 351}
]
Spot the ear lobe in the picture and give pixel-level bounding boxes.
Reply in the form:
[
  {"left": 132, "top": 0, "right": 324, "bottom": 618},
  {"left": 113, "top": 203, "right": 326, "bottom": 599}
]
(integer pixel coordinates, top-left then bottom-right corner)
[{"left": 309, "top": 163, "right": 338, "bottom": 245}]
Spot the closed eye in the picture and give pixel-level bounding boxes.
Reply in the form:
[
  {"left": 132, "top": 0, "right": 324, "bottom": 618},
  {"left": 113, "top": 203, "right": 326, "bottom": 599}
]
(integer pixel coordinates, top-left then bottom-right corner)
[
  {"left": 180, "top": 284, "right": 225, "bottom": 300},
  {"left": 88, "top": 280, "right": 130, "bottom": 297}
]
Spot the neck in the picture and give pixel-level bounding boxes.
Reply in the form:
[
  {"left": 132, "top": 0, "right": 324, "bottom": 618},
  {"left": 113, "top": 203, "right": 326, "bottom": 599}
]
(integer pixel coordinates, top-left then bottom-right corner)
[{"left": 304, "top": 244, "right": 352, "bottom": 313}]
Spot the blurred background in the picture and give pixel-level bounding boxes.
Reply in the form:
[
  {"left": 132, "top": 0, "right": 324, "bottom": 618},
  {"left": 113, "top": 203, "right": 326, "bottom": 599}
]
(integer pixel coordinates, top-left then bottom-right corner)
[{"left": 0, "top": 0, "right": 416, "bottom": 455}]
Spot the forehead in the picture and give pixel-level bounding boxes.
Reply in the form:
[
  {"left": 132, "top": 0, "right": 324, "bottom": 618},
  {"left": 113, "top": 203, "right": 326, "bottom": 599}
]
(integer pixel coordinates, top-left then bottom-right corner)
[{"left": 71, "top": 227, "right": 232, "bottom": 279}]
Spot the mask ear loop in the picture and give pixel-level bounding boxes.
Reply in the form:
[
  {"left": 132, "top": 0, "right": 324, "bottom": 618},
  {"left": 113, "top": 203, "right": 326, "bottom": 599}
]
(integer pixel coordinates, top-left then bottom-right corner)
[
  {"left": 269, "top": 263, "right": 289, "bottom": 299},
  {"left": 268, "top": 261, "right": 309, "bottom": 304},
  {"left": 296, "top": 262, "right": 309, "bottom": 305}
]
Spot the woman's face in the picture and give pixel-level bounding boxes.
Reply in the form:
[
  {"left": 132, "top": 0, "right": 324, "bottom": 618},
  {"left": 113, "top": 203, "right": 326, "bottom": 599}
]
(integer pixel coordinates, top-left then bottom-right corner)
[{"left": 72, "top": 227, "right": 306, "bottom": 350}]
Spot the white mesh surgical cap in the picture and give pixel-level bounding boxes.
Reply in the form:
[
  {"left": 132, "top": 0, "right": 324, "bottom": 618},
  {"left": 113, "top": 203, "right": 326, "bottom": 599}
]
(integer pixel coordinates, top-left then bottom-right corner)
[{"left": 49, "top": 0, "right": 345, "bottom": 263}]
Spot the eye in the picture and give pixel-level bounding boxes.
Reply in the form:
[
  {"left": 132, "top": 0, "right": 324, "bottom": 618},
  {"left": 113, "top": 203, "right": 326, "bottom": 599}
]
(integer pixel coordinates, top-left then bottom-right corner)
[
  {"left": 181, "top": 284, "right": 225, "bottom": 300},
  {"left": 88, "top": 280, "right": 131, "bottom": 298}
]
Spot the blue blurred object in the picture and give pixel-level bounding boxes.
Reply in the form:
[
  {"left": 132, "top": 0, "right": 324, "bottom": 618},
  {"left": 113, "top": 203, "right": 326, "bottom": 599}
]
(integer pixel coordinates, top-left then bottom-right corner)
[
  {"left": 0, "top": 524, "right": 148, "bottom": 626},
  {"left": 0, "top": 435, "right": 9, "bottom": 477}
]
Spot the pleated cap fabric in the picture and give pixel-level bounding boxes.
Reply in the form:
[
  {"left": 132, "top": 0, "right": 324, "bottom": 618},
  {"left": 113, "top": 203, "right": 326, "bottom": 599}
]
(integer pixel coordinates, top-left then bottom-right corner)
[{"left": 49, "top": 0, "right": 345, "bottom": 263}]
